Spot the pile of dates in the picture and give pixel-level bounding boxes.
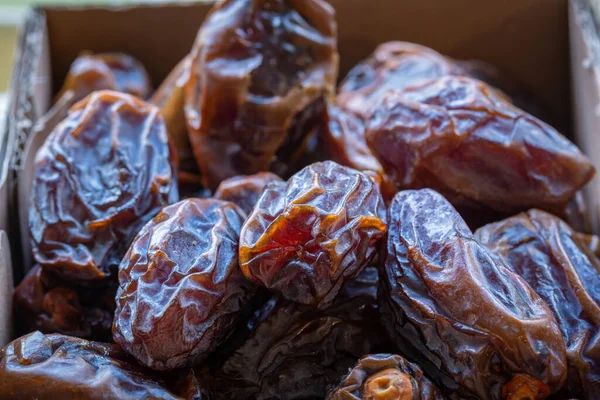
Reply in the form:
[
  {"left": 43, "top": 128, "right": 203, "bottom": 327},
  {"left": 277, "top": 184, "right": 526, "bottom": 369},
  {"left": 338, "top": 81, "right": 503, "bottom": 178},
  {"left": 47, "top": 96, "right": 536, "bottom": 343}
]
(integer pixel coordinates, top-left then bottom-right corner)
[{"left": 2, "top": 0, "right": 599, "bottom": 399}]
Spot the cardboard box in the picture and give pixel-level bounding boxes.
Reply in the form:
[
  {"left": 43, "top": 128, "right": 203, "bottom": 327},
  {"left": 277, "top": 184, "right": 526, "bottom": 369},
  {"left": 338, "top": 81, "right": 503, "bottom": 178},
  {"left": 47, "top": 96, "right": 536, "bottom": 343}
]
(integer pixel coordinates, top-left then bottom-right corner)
[{"left": 1, "top": 0, "right": 599, "bottom": 347}]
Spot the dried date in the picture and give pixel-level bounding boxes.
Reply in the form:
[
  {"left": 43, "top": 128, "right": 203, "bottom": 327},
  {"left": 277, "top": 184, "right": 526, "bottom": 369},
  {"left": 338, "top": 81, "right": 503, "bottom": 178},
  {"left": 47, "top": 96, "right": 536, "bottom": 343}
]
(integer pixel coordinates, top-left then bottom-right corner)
[
  {"left": 239, "top": 161, "right": 387, "bottom": 308},
  {"left": 475, "top": 210, "right": 600, "bottom": 399},
  {"left": 113, "top": 198, "right": 254, "bottom": 370},
  {"left": 184, "top": 0, "right": 338, "bottom": 190},
  {"left": 13, "top": 265, "right": 115, "bottom": 341},
  {"left": 213, "top": 172, "right": 282, "bottom": 216},
  {"left": 29, "top": 90, "right": 179, "bottom": 282},
  {"left": 56, "top": 52, "right": 152, "bottom": 104},
  {"left": 366, "top": 76, "right": 594, "bottom": 214},
  {"left": 326, "top": 353, "right": 445, "bottom": 400},
  {"left": 379, "top": 189, "right": 567, "bottom": 400},
  {"left": 0, "top": 332, "right": 186, "bottom": 399}
]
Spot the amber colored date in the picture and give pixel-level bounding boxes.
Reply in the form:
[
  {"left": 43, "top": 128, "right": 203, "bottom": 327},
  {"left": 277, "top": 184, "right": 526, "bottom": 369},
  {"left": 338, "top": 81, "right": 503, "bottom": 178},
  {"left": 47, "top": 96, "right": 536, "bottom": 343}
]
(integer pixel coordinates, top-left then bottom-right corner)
[
  {"left": 213, "top": 172, "right": 282, "bottom": 216},
  {"left": 0, "top": 332, "right": 186, "bottom": 400},
  {"left": 366, "top": 77, "right": 594, "bottom": 214},
  {"left": 113, "top": 198, "right": 253, "bottom": 370},
  {"left": 326, "top": 353, "right": 445, "bottom": 400},
  {"left": 13, "top": 265, "right": 115, "bottom": 341},
  {"left": 55, "top": 52, "right": 152, "bottom": 104},
  {"left": 185, "top": 0, "right": 338, "bottom": 190},
  {"left": 475, "top": 210, "right": 600, "bottom": 399},
  {"left": 239, "top": 161, "right": 387, "bottom": 308},
  {"left": 29, "top": 91, "right": 178, "bottom": 283},
  {"left": 379, "top": 189, "right": 567, "bottom": 400}
]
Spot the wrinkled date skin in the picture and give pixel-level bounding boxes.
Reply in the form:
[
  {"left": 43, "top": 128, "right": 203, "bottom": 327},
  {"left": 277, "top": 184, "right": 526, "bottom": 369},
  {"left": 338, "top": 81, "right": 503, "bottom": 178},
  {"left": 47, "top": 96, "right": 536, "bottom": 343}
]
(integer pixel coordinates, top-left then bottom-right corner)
[
  {"left": 203, "top": 267, "right": 392, "bottom": 400},
  {"left": 13, "top": 265, "right": 115, "bottom": 341},
  {"left": 184, "top": 0, "right": 338, "bottom": 190},
  {"left": 239, "top": 161, "right": 387, "bottom": 308},
  {"left": 29, "top": 91, "right": 179, "bottom": 282},
  {"left": 475, "top": 210, "right": 600, "bottom": 399},
  {"left": 214, "top": 172, "right": 283, "bottom": 216},
  {"left": 113, "top": 198, "right": 254, "bottom": 371},
  {"left": 366, "top": 77, "right": 595, "bottom": 214},
  {"left": 337, "top": 42, "right": 468, "bottom": 119},
  {"left": 326, "top": 353, "right": 445, "bottom": 400},
  {"left": 55, "top": 52, "right": 152, "bottom": 104},
  {"left": 0, "top": 332, "right": 185, "bottom": 400},
  {"left": 379, "top": 189, "right": 567, "bottom": 400}
]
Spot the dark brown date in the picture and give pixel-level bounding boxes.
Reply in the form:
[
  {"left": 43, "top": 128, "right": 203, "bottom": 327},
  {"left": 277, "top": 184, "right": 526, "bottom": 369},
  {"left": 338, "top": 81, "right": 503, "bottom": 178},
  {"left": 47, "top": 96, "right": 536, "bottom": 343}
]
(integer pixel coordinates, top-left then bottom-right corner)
[
  {"left": 55, "top": 52, "right": 152, "bottom": 104},
  {"left": 152, "top": 55, "right": 196, "bottom": 172},
  {"left": 202, "top": 267, "right": 392, "bottom": 400},
  {"left": 13, "top": 265, "right": 114, "bottom": 341},
  {"left": 29, "top": 90, "right": 179, "bottom": 282},
  {"left": 0, "top": 332, "right": 186, "bottom": 399},
  {"left": 366, "top": 76, "right": 594, "bottom": 214},
  {"left": 213, "top": 172, "right": 282, "bottom": 216},
  {"left": 113, "top": 198, "right": 254, "bottom": 370},
  {"left": 379, "top": 189, "right": 567, "bottom": 400},
  {"left": 239, "top": 161, "right": 387, "bottom": 308},
  {"left": 562, "top": 191, "right": 591, "bottom": 233},
  {"left": 338, "top": 41, "right": 467, "bottom": 119},
  {"left": 184, "top": 0, "right": 338, "bottom": 190},
  {"left": 475, "top": 210, "right": 600, "bottom": 399},
  {"left": 326, "top": 353, "right": 445, "bottom": 400}
]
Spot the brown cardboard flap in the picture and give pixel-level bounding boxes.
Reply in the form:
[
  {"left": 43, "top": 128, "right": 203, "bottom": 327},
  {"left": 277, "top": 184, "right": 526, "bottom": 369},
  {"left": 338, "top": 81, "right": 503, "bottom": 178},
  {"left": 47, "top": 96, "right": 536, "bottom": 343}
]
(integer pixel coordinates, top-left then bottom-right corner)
[{"left": 0, "top": 230, "right": 14, "bottom": 347}]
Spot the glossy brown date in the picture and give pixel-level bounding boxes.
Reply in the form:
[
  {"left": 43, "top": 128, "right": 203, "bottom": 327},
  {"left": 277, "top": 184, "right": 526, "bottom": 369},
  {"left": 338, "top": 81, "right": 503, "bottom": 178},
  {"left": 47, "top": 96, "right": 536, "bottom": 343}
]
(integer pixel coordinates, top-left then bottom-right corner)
[
  {"left": 0, "top": 332, "right": 186, "bottom": 400},
  {"left": 55, "top": 52, "right": 152, "bottom": 104},
  {"left": 475, "top": 210, "right": 600, "bottom": 399},
  {"left": 213, "top": 172, "right": 282, "bottom": 216},
  {"left": 29, "top": 91, "right": 179, "bottom": 282},
  {"left": 366, "top": 76, "right": 594, "bottom": 214},
  {"left": 379, "top": 189, "right": 567, "bottom": 400},
  {"left": 113, "top": 198, "right": 254, "bottom": 371},
  {"left": 184, "top": 0, "right": 338, "bottom": 190},
  {"left": 239, "top": 161, "right": 387, "bottom": 308},
  {"left": 13, "top": 265, "right": 115, "bottom": 341},
  {"left": 326, "top": 353, "right": 445, "bottom": 400}
]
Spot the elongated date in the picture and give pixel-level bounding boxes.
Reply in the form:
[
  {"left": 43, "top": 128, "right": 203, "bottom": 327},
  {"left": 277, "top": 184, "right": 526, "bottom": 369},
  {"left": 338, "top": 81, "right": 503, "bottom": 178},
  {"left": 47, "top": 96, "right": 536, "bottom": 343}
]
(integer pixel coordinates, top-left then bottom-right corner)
[
  {"left": 379, "top": 189, "right": 567, "bottom": 400},
  {"left": 476, "top": 210, "right": 600, "bottom": 400}
]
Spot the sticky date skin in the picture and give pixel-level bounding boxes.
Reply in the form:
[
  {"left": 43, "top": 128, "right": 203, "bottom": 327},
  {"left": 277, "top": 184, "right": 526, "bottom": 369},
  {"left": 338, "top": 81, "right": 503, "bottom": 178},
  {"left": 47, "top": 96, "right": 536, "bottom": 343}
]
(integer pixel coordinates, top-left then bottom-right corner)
[
  {"left": 13, "top": 265, "right": 115, "bottom": 341},
  {"left": 214, "top": 172, "right": 283, "bottom": 216},
  {"left": 29, "top": 91, "right": 179, "bottom": 283},
  {"left": 379, "top": 189, "right": 567, "bottom": 400},
  {"left": 239, "top": 161, "right": 387, "bottom": 308},
  {"left": 55, "top": 52, "right": 152, "bottom": 104},
  {"left": 0, "top": 332, "right": 183, "bottom": 400},
  {"left": 366, "top": 76, "right": 594, "bottom": 214},
  {"left": 113, "top": 198, "right": 254, "bottom": 371},
  {"left": 475, "top": 210, "right": 600, "bottom": 399},
  {"left": 185, "top": 0, "right": 338, "bottom": 190},
  {"left": 326, "top": 353, "right": 445, "bottom": 400}
]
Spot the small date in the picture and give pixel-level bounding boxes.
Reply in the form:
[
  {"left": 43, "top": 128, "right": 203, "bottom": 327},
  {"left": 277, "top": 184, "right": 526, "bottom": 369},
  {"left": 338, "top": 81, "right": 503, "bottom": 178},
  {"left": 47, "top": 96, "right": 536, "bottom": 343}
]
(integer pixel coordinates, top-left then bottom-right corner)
[
  {"left": 213, "top": 172, "right": 282, "bottom": 216},
  {"left": 239, "top": 161, "right": 387, "bottom": 308},
  {"left": 379, "top": 189, "right": 567, "bottom": 400},
  {"left": 29, "top": 90, "right": 179, "bottom": 282},
  {"left": 113, "top": 198, "right": 253, "bottom": 370}
]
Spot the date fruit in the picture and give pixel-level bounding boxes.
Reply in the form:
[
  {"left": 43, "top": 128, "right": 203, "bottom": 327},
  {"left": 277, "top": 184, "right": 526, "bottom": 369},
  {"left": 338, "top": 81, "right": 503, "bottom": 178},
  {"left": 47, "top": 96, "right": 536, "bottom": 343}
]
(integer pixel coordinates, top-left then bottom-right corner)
[
  {"left": 214, "top": 172, "right": 283, "bottom": 216},
  {"left": 239, "top": 161, "right": 387, "bottom": 308},
  {"left": 0, "top": 332, "right": 185, "bottom": 400},
  {"left": 326, "top": 353, "right": 445, "bottom": 400},
  {"left": 29, "top": 90, "right": 179, "bottom": 282},
  {"left": 475, "top": 210, "right": 600, "bottom": 399},
  {"left": 185, "top": 0, "right": 338, "bottom": 190},
  {"left": 379, "top": 189, "right": 567, "bottom": 400},
  {"left": 366, "top": 76, "right": 594, "bottom": 214},
  {"left": 56, "top": 52, "right": 152, "bottom": 104},
  {"left": 113, "top": 198, "right": 254, "bottom": 370},
  {"left": 13, "top": 265, "right": 115, "bottom": 341}
]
